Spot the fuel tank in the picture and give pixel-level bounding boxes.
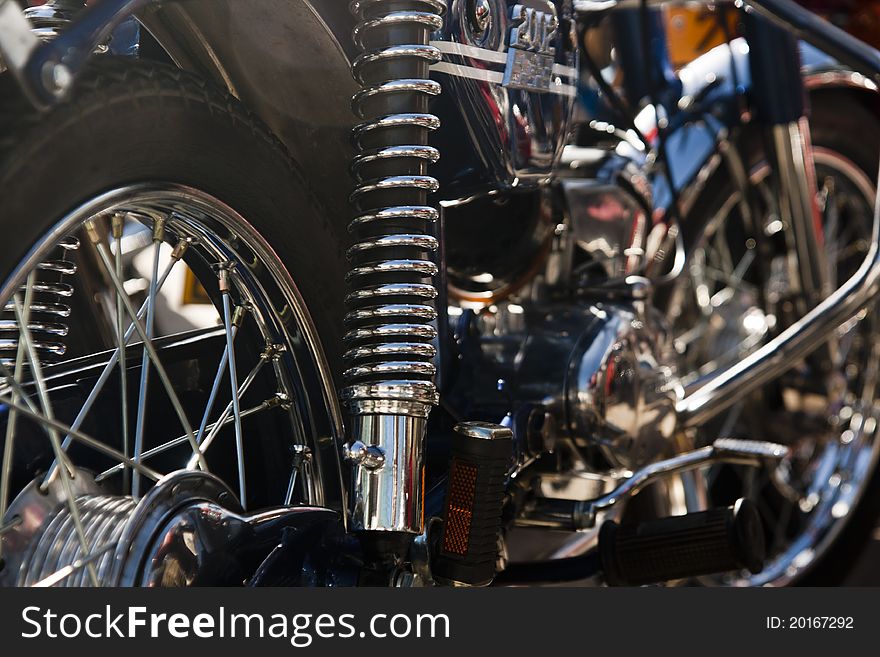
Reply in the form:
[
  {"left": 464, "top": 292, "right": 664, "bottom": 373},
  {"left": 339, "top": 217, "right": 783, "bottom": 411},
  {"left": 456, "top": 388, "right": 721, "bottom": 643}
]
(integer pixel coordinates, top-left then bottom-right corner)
[
  {"left": 278, "top": 0, "right": 580, "bottom": 200},
  {"left": 427, "top": 0, "right": 579, "bottom": 199}
]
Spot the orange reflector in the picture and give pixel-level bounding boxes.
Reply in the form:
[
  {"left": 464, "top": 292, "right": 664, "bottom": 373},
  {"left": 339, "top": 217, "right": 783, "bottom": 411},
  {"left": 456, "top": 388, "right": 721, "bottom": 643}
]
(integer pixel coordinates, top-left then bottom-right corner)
[{"left": 441, "top": 459, "right": 477, "bottom": 555}]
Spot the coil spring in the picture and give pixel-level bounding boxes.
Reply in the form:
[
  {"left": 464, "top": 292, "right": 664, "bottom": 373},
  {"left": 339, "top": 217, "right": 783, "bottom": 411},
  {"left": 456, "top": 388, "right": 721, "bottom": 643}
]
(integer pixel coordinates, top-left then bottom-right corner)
[
  {"left": 23, "top": 0, "right": 81, "bottom": 42},
  {"left": 0, "top": 237, "right": 78, "bottom": 367},
  {"left": 343, "top": 0, "right": 446, "bottom": 416}
]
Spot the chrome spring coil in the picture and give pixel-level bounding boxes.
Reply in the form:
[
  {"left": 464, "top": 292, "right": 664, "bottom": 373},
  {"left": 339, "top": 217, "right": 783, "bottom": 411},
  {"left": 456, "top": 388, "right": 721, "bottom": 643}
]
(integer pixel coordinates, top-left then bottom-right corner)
[
  {"left": 343, "top": 0, "right": 446, "bottom": 417},
  {"left": 0, "top": 237, "right": 78, "bottom": 367},
  {"left": 23, "top": 0, "right": 82, "bottom": 42},
  {"left": 17, "top": 494, "right": 136, "bottom": 586}
]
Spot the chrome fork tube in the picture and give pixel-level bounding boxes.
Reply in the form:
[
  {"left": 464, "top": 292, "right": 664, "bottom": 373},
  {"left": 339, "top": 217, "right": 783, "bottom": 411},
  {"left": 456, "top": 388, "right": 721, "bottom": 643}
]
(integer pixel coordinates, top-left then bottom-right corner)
[
  {"left": 344, "top": 0, "right": 446, "bottom": 533},
  {"left": 771, "top": 118, "right": 830, "bottom": 309}
]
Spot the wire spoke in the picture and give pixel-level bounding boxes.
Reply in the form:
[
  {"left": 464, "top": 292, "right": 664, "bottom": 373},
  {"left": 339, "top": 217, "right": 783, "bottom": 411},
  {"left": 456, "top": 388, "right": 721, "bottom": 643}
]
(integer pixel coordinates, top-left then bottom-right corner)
[
  {"left": 194, "top": 308, "right": 245, "bottom": 447},
  {"left": 220, "top": 268, "right": 247, "bottom": 509},
  {"left": 0, "top": 515, "right": 22, "bottom": 538},
  {"left": 0, "top": 272, "right": 34, "bottom": 562},
  {"left": 0, "top": 395, "right": 162, "bottom": 482},
  {"left": 12, "top": 293, "right": 99, "bottom": 586},
  {"left": 112, "top": 214, "right": 131, "bottom": 492},
  {"left": 95, "top": 397, "right": 274, "bottom": 482},
  {"left": 132, "top": 222, "right": 163, "bottom": 499},
  {"left": 84, "top": 220, "right": 208, "bottom": 475},
  {"left": 40, "top": 239, "right": 189, "bottom": 486},
  {"left": 187, "top": 355, "right": 269, "bottom": 468},
  {"left": 284, "top": 445, "right": 310, "bottom": 506}
]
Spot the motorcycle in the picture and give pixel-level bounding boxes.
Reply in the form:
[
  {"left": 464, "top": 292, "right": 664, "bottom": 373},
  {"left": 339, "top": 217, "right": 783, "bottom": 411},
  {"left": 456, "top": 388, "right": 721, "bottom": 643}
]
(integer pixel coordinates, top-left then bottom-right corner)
[{"left": 0, "top": 0, "right": 877, "bottom": 587}]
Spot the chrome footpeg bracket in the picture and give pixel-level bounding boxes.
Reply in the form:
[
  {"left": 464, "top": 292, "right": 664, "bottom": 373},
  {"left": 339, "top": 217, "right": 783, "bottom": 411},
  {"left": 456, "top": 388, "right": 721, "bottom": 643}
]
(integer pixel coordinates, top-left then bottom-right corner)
[{"left": 519, "top": 438, "right": 789, "bottom": 531}]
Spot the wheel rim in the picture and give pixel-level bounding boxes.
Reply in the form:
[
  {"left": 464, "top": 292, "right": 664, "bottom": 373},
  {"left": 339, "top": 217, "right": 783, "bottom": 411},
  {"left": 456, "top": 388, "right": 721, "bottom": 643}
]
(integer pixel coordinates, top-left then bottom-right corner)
[
  {"left": 671, "top": 149, "right": 880, "bottom": 586},
  {"left": 0, "top": 184, "right": 341, "bottom": 586}
]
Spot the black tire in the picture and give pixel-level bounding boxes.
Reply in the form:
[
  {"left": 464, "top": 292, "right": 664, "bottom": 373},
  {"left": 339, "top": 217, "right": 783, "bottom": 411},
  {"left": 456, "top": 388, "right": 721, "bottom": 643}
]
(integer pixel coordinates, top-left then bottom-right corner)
[
  {"left": 0, "top": 58, "right": 352, "bottom": 526},
  {"left": 664, "top": 91, "right": 880, "bottom": 585},
  {"left": 0, "top": 57, "right": 348, "bottom": 386}
]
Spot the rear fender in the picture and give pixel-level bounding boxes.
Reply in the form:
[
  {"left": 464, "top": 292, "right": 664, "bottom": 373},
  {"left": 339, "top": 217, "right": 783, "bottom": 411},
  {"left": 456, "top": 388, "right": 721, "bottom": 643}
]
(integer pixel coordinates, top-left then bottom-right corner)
[{"left": 140, "top": 1, "right": 357, "bottom": 233}]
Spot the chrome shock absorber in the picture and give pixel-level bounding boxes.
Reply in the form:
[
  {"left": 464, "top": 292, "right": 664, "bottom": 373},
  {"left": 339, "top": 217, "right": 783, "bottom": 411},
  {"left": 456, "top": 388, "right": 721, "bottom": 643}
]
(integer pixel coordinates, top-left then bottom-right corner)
[
  {"left": 23, "top": 0, "right": 82, "bottom": 41},
  {"left": 0, "top": 237, "right": 78, "bottom": 367},
  {"left": 344, "top": 0, "right": 445, "bottom": 533}
]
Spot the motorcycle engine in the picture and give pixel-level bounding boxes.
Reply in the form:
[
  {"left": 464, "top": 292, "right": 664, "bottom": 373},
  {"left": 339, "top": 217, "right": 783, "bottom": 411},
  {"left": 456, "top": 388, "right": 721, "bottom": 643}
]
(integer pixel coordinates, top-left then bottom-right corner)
[
  {"left": 447, "top": 147, "right": 679, "bottom": 473},
  {"left": 457, "top": 297, "right": 678, "bottom": 471}
]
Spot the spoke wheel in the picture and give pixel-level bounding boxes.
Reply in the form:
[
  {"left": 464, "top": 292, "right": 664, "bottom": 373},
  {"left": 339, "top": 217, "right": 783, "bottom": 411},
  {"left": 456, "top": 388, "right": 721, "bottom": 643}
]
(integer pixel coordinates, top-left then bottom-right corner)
[
  {"left": 0, "top": 185, "right": 337, "bottom": 586},
  {"left": 669, "top": 120, "right": 880, "bottom": 585},
  {"left": 0, "top": 58, "right": 352, "bottom": 586}
]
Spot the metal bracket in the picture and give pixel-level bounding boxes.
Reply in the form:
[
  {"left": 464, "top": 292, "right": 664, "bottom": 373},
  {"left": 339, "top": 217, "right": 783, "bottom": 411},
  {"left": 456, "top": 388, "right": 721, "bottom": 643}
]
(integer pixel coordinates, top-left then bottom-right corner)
[
  {"left": 0, "top": 0, "right": 155, "bottom": 109},
  {"left": 519, "top": 438, "right": 789, "bottom": 530}
]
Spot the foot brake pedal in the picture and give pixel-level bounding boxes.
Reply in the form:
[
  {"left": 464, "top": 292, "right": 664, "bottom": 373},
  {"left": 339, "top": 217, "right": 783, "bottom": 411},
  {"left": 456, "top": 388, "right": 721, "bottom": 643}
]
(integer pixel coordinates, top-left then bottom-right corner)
[{"left": 599, "top": 498, "right": 765, "bottom": 586}]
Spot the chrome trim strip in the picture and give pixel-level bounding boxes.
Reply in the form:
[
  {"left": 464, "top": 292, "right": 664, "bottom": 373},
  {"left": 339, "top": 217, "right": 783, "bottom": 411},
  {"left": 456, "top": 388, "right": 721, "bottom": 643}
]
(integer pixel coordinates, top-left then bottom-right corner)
[
  {"left": 431, "top": 61, "right": 504, "bottom": 83},
  {"left": 431, "top": 61, "right": 577, "bottom": 95},
  {"left": 430, "top": 40, "right": 508, "bottom": 64},
  {"left": 429, "top": 41, "right": 578, "bottom": 82}
]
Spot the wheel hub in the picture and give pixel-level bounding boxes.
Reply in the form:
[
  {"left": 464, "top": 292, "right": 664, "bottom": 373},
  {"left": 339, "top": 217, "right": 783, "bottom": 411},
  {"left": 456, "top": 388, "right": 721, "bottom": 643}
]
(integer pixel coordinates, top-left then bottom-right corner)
[{"left": 1, "top": 469, "right": 237, "bottom": 586}]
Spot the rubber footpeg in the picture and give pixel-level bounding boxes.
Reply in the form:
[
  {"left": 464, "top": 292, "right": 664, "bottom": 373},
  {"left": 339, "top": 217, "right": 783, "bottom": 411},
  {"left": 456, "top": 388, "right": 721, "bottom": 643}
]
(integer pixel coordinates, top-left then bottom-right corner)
[
  {"left": 432, "top": 422, "right": 512, "bottom": 587},
  {"left": 599, "top": 498, "right": 765, "bottom": 586}
]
